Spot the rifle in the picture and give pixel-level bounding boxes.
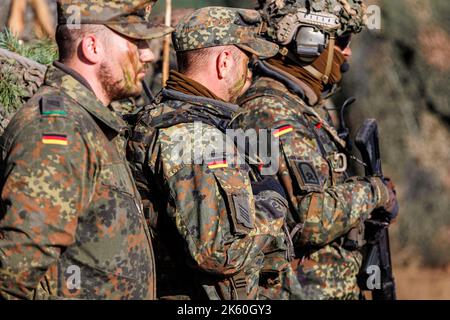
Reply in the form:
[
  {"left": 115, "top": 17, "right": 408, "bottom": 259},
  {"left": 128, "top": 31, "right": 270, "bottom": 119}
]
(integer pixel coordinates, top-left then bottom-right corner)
[{"left": 355, "top": 119, "right": 397, "bottom": 300}]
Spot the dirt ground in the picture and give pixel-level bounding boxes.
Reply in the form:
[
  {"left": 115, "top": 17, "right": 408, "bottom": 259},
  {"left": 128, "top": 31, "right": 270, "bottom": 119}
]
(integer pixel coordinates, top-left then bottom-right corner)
[{"left": 395, "top": 265, "right": 450, "bottom": 300}]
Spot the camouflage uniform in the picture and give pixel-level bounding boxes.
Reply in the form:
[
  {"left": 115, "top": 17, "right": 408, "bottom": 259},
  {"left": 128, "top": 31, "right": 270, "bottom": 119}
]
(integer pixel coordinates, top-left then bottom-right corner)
[
  {"left": 237, "top": 76, "right": 382, "bottom": 299},
  {"left": 0, "top": 0, "right": 172, "bottom": 300},
  {"left": 235, "top": 0, "right": 390, "bottom": 299},
  {"left": 127, "top": 7, "right": 303, "bottom": 300}
]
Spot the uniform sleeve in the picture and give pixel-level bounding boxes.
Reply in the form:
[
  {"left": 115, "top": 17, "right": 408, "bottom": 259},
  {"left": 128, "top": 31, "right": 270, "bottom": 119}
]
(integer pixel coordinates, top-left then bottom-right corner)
[
  {"left": 156, "top": 125, "right": 270, "bottom": 276},
  {"left": 294, "top": 175, "right": 377, "bottom": 246},
  {"left": 240, "top": 96, "right": 379, "bottom": 247},
  {"left": 0, "top": 116, "right": 91, "bottom": 300}
]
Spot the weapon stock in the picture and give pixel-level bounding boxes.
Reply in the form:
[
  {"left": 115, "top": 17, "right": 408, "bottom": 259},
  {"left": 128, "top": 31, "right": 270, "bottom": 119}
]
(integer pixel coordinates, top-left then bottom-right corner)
[{"left": 355, "top": 119, "right": 397, "bottom": 300}]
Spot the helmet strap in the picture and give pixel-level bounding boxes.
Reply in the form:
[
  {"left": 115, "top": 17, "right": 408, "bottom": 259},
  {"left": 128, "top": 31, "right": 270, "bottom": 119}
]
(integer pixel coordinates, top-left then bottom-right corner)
[
  {"left": 278, "top": 34, "right": 337, "bottom": 86},
  {"left": 300, "top": 35, "right": 336, "bottom": 84},
  {"left": 323, "top": 35, "right": 336, "bottom": 84}
]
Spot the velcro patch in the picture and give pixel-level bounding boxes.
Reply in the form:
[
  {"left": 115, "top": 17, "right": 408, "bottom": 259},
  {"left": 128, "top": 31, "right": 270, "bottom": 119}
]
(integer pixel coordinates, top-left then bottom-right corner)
[
  {"left": 40, "top": 96, "right": 67, "bottom": 117},
  {"left": 232, "top": 194, "right": 254, "bottom": 229},
  {"left": 297, "top": 161, "right": 320, "bottom": 186},
  {"left": 288, "top": 158, "right": 323, "bottom": 192}
]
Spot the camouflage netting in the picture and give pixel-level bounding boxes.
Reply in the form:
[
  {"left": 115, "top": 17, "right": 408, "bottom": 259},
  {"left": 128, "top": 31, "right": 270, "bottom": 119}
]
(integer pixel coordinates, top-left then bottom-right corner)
[{"left": 337, "top": 0, "right": 450, "bottom": 267}]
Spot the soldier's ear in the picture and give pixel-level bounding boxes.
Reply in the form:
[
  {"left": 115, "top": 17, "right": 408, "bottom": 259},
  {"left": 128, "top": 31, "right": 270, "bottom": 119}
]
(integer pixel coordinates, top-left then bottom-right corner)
[
  {"left": 80, "top": 34, "right": 103, "bottom": 64},
  {"left": 216, "top": 49, "right": 234, "bottom": 80}
]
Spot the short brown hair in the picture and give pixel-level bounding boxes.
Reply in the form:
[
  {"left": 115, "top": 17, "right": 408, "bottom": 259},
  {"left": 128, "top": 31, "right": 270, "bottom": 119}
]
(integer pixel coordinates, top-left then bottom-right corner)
[
  {"left": 56, "top": 24, "right": 108, "bottom": 62},
  {"left": 176, "top": 46, "right": 243, "bottom": 74}
]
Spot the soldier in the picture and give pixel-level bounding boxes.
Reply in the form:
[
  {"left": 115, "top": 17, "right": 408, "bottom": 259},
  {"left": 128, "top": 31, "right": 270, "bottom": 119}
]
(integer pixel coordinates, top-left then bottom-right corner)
[
  {"left": 127, "top": 6, "right": 303, "bottom": 300},
  {"left": 0, "top": 0, "right": 172, "bottom": 300},
  {"left": 235, "top": 0, "right": 399, "bottom": 299}
]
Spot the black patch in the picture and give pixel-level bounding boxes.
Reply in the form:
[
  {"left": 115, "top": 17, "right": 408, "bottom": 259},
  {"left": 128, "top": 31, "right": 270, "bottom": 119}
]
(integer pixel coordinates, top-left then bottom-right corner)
[
  {"left": 297, "top": 162, "right": 320, "bottom": 186},
  {"left": 40, "top": 96, "right": 65, "bottom": 115},
  {"left": 233, "top": 194, "right": 253, "bottom": 229}
]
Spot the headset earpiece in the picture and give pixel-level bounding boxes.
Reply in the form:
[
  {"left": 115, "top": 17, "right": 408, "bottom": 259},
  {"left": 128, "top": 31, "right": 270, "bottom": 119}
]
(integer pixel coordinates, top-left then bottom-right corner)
[{"left": 294, "top": 27, "right": 328, "bottom": 62}]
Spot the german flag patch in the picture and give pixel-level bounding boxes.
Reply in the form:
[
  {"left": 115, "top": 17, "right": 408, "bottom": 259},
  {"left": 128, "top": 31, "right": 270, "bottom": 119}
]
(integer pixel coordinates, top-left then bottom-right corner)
[
  {"left": 273, "top": 125, "right": 294, "bottom": 138},
  {"left": 42, "top": 134, "right": 68, "bottom": 146},
  {"left": 207, "top": 159, "right": 228, "bottom": 169}
]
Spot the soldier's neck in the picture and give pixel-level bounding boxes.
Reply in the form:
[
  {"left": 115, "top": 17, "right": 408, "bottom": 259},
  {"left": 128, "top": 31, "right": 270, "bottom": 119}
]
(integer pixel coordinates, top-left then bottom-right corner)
[
  {"left": 183, "top": 71, "right": 230, "bottom": 102},
  {"left": 61, "top": 60, "right": 111, "bottom": 106}
]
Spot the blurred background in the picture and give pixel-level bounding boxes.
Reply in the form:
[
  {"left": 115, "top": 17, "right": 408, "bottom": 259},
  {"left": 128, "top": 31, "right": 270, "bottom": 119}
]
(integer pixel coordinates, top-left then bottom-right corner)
[{"left": 0, "top": 0, "right": 449, "bottom": 300}]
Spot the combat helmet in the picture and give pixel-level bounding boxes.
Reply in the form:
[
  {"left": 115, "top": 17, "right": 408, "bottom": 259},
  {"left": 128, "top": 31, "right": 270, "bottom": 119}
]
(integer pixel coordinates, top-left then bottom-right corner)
[{"left": 257, "top": 0, "right": 367, "bottom": 83}]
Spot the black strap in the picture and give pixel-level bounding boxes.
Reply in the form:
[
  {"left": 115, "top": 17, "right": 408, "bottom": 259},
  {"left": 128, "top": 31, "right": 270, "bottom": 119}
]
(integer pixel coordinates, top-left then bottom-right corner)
[
  {"left": 150, "top": 106, "right": 231, "bottom": 133},
  {"left": 161, "top": 89, "right": 239, "bottom": 118}
]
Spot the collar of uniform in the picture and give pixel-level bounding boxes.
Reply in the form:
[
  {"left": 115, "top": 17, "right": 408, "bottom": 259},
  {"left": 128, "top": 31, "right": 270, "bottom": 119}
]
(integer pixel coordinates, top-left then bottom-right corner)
[
  {"left": 44, "top": 62, "right": 127, "bottom": 134},
  {"left": 160, "top": 89, "right": 241, "bottom": 119},
  {"left": 260, "top": 61, "right": 319, "bottom": 106}
]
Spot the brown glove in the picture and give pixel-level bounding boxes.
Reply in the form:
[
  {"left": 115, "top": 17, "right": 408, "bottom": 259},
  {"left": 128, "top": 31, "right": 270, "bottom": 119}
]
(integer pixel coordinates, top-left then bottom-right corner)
[
  {"left": 383, "top": 177, "right": 399, "bottom": 221},
  {"left": 370, "top": 176, "right": 399, "bottom": 221}
]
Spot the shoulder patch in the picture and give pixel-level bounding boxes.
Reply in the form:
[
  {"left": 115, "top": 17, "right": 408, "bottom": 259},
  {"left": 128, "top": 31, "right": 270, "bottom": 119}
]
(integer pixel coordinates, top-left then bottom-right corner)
[
  {"left": 40, "top": 96, "right": 67, "bottom": 117},
  {"left": 286, "top": 156, "right": 323, "bottom": 192},
  {"left": 42, "top": 133, "right": 68, "bottom": 146},
  {"left": 232, "top": 194, "right": 254, "bottom": 229},
  {"left": 207, "top": 159, "right": 228, "bottom": 170},
  {"left": 273, "top": 125, "right": 294, "bottom": 138},
  {"left": 297, "top": 161, "right": 320, "bottom": 186}
]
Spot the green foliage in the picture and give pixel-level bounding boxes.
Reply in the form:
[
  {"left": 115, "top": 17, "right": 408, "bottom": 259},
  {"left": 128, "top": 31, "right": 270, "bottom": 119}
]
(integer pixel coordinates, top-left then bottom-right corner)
[
  {"left": 0, "top": 30, "right": 54, "bottom": 114},
  {"left": 0, "top": 63, "right": 28, "bottom": 113},
  {"left": 0, "top": 29, "right": 58, "bottom": 65}
]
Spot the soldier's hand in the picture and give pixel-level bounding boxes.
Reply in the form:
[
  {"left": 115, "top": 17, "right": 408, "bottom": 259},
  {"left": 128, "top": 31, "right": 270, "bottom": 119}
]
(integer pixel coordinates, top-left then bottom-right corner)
[
  {"left": 370, "top": 176, "right": 399, "bottom": 222},
  {"left": 383, "top": 177, "right": 399, "bottom": 222}
]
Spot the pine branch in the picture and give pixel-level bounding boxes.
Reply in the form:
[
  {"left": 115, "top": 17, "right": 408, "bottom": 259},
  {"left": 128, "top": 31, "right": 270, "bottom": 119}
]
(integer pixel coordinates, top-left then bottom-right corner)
[
  {"left": 0, "top": 65, "right": 28, "bottom": 114},
  {"left": 0, "top": 29, "right": 58, "bottom": 65}
]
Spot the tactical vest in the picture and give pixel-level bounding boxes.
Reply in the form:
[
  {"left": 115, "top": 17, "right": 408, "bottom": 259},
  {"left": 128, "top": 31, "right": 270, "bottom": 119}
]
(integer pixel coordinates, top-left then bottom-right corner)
[
  {"left": 239, "top": 80, "right": 364, "bottom": 252},
  {"left": 127, "top": 89, "right": 295, "bottom": 300}
]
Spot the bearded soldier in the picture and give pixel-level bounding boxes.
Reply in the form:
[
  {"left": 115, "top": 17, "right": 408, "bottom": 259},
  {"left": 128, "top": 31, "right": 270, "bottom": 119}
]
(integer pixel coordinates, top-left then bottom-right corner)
[
  {"left": 127, "top": 7, "right": 304, "bottom": 300},
  {"left": 0, "top": 0, "right": 172, "bottom": 300}
]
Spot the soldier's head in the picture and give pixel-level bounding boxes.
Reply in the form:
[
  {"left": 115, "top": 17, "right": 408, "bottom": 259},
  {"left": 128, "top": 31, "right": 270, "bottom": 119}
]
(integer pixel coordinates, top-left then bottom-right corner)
[
  {"left": 172, "top": 7, "right": 278, "bottom": 103},
  {"left": 55, "top": 0, "right": 173, "bottom": 104},
  {"left": 257, "top": 0, "right": 367, "bottom": 89}
]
